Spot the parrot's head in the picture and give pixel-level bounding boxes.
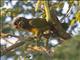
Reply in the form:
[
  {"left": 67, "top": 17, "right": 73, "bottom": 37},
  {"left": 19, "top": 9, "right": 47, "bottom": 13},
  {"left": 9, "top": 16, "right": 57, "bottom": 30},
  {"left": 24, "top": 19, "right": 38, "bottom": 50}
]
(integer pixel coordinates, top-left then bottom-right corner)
[
  {"left": 13, "top": 17, "right": 26, "bottom": 29},
  {"left": 12, "top": 17, "right": 32, "bottom": 31}
]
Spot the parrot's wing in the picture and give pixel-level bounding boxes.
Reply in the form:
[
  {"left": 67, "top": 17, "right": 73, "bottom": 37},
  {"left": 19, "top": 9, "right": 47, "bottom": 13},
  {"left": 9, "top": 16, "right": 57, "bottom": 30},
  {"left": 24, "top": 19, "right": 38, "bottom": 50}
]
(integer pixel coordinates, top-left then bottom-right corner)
[{"left": 30, "top": 18, "right": 50, "bottom": 30}]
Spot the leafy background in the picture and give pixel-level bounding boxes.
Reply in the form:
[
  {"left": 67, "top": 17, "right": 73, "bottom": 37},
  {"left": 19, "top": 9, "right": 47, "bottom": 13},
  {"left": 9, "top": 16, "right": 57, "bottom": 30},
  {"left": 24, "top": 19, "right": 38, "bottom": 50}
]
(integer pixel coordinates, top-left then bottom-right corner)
[{"left": 0, "top": 0, "right": 80, "bottom": 60}]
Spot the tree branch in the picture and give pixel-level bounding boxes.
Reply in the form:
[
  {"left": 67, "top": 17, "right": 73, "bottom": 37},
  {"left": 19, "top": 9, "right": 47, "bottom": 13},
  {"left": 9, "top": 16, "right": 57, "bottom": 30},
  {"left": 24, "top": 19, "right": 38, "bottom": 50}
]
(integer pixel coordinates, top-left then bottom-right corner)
[
  {"left": 0, "top": 39, "right": 26, "bottom": 56},
  {"left": 48, "top": 9, "right": 71, "bottom": 39}
]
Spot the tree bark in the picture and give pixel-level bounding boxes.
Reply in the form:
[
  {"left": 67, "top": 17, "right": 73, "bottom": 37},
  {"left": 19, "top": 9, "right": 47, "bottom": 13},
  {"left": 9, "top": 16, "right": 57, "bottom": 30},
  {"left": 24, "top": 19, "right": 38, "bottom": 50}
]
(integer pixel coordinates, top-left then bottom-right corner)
[{"left": 48, "top": 10, "right": 71, "bottom": 39}]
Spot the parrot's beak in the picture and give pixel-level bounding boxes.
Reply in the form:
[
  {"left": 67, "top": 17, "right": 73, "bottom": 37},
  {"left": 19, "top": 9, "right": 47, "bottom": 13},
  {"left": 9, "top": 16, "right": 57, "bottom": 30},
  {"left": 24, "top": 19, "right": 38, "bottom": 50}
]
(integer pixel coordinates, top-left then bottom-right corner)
[
  {"left": 11, "top": 22, "right": 20, "bottom": 30},
  {"left": 15, "top": 25, "right": 19, "bottom": 29},
  {"left": 15, "top": 24, "right": 21, "bottom": 29}
]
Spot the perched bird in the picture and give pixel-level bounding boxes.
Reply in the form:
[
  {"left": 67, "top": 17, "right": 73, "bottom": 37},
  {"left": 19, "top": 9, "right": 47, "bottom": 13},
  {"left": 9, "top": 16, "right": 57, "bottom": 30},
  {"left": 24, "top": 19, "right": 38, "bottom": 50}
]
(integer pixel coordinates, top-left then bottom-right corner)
[
  {"left": 13, "top": 17, "right": 69, "bottom": 39},
  {"left": 13, "top": 17, "right": 51, "bottom": 37}
]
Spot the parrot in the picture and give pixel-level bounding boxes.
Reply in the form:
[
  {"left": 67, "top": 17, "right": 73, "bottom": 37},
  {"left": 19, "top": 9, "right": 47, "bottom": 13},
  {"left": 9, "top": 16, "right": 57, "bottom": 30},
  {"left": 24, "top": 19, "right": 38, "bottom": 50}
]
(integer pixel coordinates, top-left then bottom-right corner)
[
  {"left": 13, "top": 17, "right": 69, "bottom": 38},
  {"left": 13, "top": 17, "right": 51, "bottom": 37}
]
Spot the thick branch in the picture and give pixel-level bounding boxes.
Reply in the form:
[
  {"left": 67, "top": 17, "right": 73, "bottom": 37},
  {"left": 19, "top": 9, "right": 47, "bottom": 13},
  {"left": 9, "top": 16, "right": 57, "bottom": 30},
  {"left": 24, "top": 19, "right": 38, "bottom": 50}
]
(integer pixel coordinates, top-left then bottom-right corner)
[{"left": 48, "top": 9, "right": 71, "bottom": 39}]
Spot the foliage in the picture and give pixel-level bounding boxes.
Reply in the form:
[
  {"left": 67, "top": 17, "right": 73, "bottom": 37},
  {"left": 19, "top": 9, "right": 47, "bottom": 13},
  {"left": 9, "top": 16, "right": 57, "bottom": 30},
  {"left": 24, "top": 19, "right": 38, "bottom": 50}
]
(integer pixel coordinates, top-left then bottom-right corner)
[
  {"left": 53, "top": 35, "right": 80, "bottom": 60},
  {"left": 0, "top": 0, "right": 80, "bottom": 60}
]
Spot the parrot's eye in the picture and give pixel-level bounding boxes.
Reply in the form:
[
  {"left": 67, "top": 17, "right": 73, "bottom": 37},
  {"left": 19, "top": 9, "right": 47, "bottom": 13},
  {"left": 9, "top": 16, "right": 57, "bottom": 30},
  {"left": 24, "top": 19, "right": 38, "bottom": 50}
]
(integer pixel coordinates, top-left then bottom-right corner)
[
  {"left": 14, "top": 22, "right": 17, "bottom": 25},
  {"left": 18, "top": 21, "right": 24, "bottom": 27}
]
